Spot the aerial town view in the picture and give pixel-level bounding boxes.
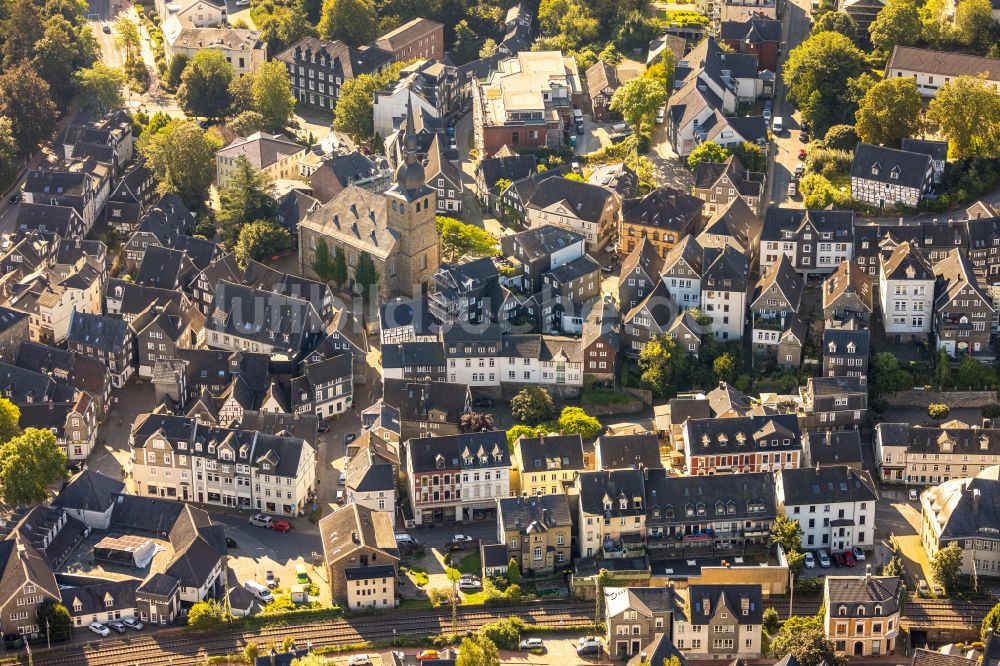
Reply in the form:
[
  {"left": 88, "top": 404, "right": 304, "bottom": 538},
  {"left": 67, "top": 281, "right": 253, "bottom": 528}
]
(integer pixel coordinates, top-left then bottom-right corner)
[{"left": 0, "top": 0, "right": 999, "bottom": 662}]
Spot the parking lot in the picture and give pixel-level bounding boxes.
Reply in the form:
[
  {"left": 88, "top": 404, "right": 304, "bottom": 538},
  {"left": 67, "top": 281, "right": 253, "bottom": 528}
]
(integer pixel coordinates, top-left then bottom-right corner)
[{"left": 326, "top": 636, "right": 609, "bottom": 666}]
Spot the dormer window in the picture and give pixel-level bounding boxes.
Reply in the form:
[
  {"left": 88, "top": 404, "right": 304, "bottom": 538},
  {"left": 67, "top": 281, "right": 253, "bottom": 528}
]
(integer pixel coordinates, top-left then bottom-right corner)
[
  {"left": 874, "top": 604, "right": 882, "bottom": 615},
  {"left": 619, "top": 498, "right": 628, "bottom": 510},
  {"left": 871, "top": 163, "right": 880, "bottom": 176},
  {"left": 262, "top": 463, "right": 270, "bottom": 471},
  {"left": 73, "top": 601, "right": 82, "bottom": 612},
  {"left": 828, "top": 342, "right": 837, "bottom": 353},
  {"left": 847, "top": 342, "right": 855, "bottom": 353},
  {"left": 604, "top": 499, "right": 613, "bottom": 511},
  {"left": 839, "top": 605, "right": 847, "bottom": 616},
  {"left": 857, "top": 605, "right": 866, "bottom": 616},
  {"left": 890, "top": 167, "right": 900, "bottom": 180}
]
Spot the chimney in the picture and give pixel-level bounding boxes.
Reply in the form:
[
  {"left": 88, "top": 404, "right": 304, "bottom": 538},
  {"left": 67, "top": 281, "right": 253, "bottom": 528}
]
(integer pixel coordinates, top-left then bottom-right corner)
[
  {"left": 815, "top": 462, "right": 820, "bottom": 472},
  {"left": 640, "top": 653, "right": 647, "bottom": 662},
  {"left": 973, "top": 488, "right": 981, "bottom": 513},
  {"left": 865, "top": 563, "right": 872, "bottom": 581}
]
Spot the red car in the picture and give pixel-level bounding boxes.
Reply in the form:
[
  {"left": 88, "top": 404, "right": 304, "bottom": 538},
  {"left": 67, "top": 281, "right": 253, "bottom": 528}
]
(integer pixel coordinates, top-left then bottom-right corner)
[
  {"left": 831, "top": 551, "right": 846, "bottom": 567},
  {"left": 271, "top": 520, "right": 291, "bottom": 533},
  {"left": 798, "top": 148, "right": 807, "bottom": 160},
  {"left": 844, "top": 550, "right": 856, "bottom": 567},
  {"left": 417, "top": 650, "right": 439, "bottom": 662}
]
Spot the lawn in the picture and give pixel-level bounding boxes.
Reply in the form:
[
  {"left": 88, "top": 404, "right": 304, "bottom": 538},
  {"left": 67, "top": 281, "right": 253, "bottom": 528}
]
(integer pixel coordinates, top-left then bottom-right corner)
[
  {"left": 401, "top": 565, "right": 429, "bottom": 587},
  {"left": 457, "top": 551, "right": 481, "bottom": 575},
  {"left": 461, "top": 590, "right": 488, "bottom": 605},
  {"left": 396, "top": 597, "right": 434, "bottom": 610}
]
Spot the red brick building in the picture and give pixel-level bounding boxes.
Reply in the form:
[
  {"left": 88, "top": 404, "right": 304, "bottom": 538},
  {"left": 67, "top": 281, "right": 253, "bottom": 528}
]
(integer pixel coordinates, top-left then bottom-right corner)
[
  {"left": 375, "top": 18, "right": 445, "bottom": 62},
  {"left": 719, "top": 15, "right": 781, "bottom": 73}
]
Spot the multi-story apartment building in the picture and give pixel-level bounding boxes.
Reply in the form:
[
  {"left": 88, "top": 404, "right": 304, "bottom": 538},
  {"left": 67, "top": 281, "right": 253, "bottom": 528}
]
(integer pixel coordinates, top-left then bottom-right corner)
[
  {"left": 318, "top": 503, "right": 399, "bottom": 609},
  {"left": 581, "top": 295, "right": 620, "bottom": 383},
  {"left": 719, "top": 15, "right": 781, "bottom": 71},
  {"left": 163, "top": 23, "right": 267, "bottom": 78},
  {"left": 576, "top": 469, "right": 647, "bottom": 559},
  {"left": 509, "top": 433, "right": 585, "bottom": 496},
  {"left": 23, "top": 165, "right": 110, "bottom": 234},
  {"left": 374, "top": 18, "right": 445, "bottom": 62},
  {"left": 798, "top": 376, "right": 867, "bottom": 432},
  {"left": 662, "top": 236, "right": 704, "bottom": 312},
  {"left": 760, "top": 208, "right": 855, "bottom": 275},
  {"left": 499, "top": 224, "right": 586, "bottom": 294},
  {"left": 374, "top": 59, "right": 458, "bottom": 139},
  {"left": 850, "top": 143, "right": 934, "bottom": 209},
  {"left": 290, "top": 353, "right": 354, "bottom": 418},
  {"left": 472, "top": 51, "right": 583, "bottom": 157},
  {"left": 803, "top": 430, "right": 864, "bottom": 470},
  {"left": 750, "top": 254, "right": 804, "bottom": 365},
  {"left": 619, "top": 238, "right": 665, "bottom": 311},
  {"left": 920, "top": 467, "right": 1000, "bottom": 578},
  {"left": 673, "top": 584, "right": 764, "bottom": 660},
  {"left": 623, "top": 281, "right": 676, "bottom": 358},
  {"left": 19, "top": 394, "right": 98, "bottom": 461},
  {"left": 496, "top": 493, "right": 572, "bottom": 575},
  {"left": 776, "top": 465, "right": 878, "bottom": 552},
  {"left": 405, "top": 431, "right": 511, "bottom": 524},
  {"left": 129, "top": 413, "right": 316, "bottom": 516},
  {"left": 380, "top": 341, "right": 447, "bottom": 382},
  {"left": 682, "top": 414, "right": 801, "bottom": 475},
  {"left": 344, "top": 445, "right": 397, "bottom": 525},
  {"left": 875, "top": 422, "right": 1000, "bottom": 485},
  {"left": 698, "top": 198, "right": 762, "bottom": 258},
  {"left": 604, "top": 587, "right": 676, "bottom": 658},
  {"left": 0, "top": 536, "right": 61, "bottom": 637},
  {"left": 823, "top": 575, "right": 902, "bottom": 657},
  {"left": 933, "top": 249, "right": 995, "bottom": 358},
  {"left": 429, "top": 258, "right": 500, "bottom": 326},
  {"left": 879, "top": 241, "right": 934, "bottom": 343},
  {"left": 823, "top": 260, "right": 873, "bottom": 324},
  {"left": 823, "top": 321, "right": 869, "bottom": 383},
  {"left": 441, "top": 326, "right": 585, "bottom": 388},
  {"left": 524, "top": 176, "right": 620, "bottom": 252},
  {"left": 619, "top": 188, "right": 704, "bottom": 258},
  {"left": 701, "top": 247, "right": 748, "bottom": 341},
  {"left": 215, "top": 132, "right": 306, "bottom": 190},
  {"left": 382, "top": 378, "right": 470, "bottom": 442},
  {"left": 885, "top": 46, "right": 1000, "bottom": 98},
  {"left": 274, "top": 37, "right": 392, "bottom": 114},
  {"left": 693, "top": 155, "right": 764, "bottom": 218},
  {"left": 66, "top": 311, "right": 134, "bottom": 388}
]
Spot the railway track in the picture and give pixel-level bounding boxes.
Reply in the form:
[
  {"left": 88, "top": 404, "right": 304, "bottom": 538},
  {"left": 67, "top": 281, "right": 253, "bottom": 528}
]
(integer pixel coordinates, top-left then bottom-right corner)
[{"left": 27, "top": 603, "right": 597, "bottom": 666}]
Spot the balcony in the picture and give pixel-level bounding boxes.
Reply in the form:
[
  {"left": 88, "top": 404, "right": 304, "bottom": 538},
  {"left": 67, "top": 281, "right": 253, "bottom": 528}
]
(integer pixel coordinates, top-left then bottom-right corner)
[{"left": 602, "top": 534, "right": 645, "bottom": 559}]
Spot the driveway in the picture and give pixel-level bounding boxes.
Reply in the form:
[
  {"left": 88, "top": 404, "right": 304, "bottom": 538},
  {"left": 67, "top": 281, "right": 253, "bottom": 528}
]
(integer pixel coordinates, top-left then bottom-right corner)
[{"left": 649, "top": 122, "right": 694, "bottom": 191}]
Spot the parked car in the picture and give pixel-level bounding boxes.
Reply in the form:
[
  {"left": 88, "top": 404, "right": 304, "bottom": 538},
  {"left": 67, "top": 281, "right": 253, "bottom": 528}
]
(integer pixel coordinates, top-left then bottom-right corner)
[
  {"left": 296, "top": 563, "right": 309, "bottom": 584},
  {"left": 317, "top": 424, "right": 331, "bottom": 433},
  {"left": 249, "top": 514, "right": 272, "bottom": 528},
  {"left": 265, "top": 570, "right": 278, "bottom": 588},
  {"left": 345, "top": 433, "right": 357, "bottom": 445},
  {"left": 520, "top": 638, "right": 544, "bottom": 650},
  {"left": 107, "top": 621, "right": 126, "bottom": 634},
  {"left": 459, "top": 575, "right": 481, "bottom": 590},
  {"left": 932, "top": 584, "right": 944, "bottom": 595},
  {"left": 817, "top": 550, "right": 831, "bottom": 568},
  {"left": 844, "top": 550, "right": 856, "bottom": 567},
  {"left": 473, "top": 398, "right": 495, "bottom": 408},
  {"left": 803, "top": 551, "right": 816, "bottom": 569},
  {"left": 798, "top": 148, "right": 807, "bottom": 160},
  {"left": 271, "top": 520, "right": 291, "bottom": 533},
  {"left": 655, "top": 107, "right": 665, "bottom": 124},
  {"left": 245, "top": 580, "right": 273, "bottom": 603},
  {"left": 772, "top": 116, "right": 783, "bottom": 133},
  {"left": 102, "top": 21, "right": 110, "bottom": 33},
  {"left": 4, "top": 634, "right": 24, "bottom": 650},
  {"left": 348, "top": 655, "right": 372, "bottom": 666},
  {"left": 89, "top": 622, "right": 110, "bottom": 637},
  {"left": 908, "top": 488, "right": 920, "bottom": 501},
  {"left": 918, "top": 580, "right": 929, "bottom": 594},
  {"left": 395, "top": 533, "right": 418, "bottom": 546},
  {"left": 336, "top": 489, "right": 345, "bottom": 503},
  {"left": 831, "top": 551, "right": 846, "bottom": 567},
  {"left": 794, "top": 162, "right": 805, "bottom": 178},
  {"left": 763, "top": 104, "right": 772, "bottom": 122},
  {"left": 787, "top": 181, "right": 798, "bottom": 197},
  {"left": 8, "top": 193, "right": 20, "bottom": 205},
  {"left": 417, "top": 650, "right": 440, "bottom": 661},
  {"left": 122, "top": 618, "right": 143, "bottom": 631},
  {"left": 453, "top": 534, "right": 473, "bottom": 543},
  {"left": 853, "top": 547, "right": 866, "bottom": 562},
  {"left": 339, "top": 471, "right": 347, "bottom": 485},
  {"left": 577, "top": 637, "right": 601, "bottom": 656}
]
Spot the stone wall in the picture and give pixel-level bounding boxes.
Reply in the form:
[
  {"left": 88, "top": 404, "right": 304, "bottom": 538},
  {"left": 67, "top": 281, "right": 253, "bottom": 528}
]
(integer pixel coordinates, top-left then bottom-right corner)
[{"left": 888, "top": 390, "right": 996, "bottom": 408}]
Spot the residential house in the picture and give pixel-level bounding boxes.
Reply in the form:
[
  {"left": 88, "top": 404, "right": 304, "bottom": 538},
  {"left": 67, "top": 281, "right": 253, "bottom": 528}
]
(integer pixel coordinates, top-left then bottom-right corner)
[
  {"left": 14, "top": 203, "right": 85, "bottom": 241},
  {"left": 104, "top": 159, "right": 157, "bottom": 234},
  {"left": 290, "top": 353, "right": 354, "bottom": 418},
  {"left": 163, "top": 22, "right": 266, "bottom": 78},
  {"left": 701, "top": 247, "right": 749, "bottom": 341},
  {"left": 933, "top": 249, "right": 995, "bottom": 358},
  {"left": 498, "top": 167, "right": 570, "bottom": 225},
  {"left": 405, "top": 431, "right": 510, "bottom": 524},
  {"left": 474, "top": 150, "right": 538, "bottom": 214},
  {"left": 620, "top": 187, "right": 704, "bottom": 258},
  {"left": 798, "top": 376, "right": 867, "bottom": 432},
  {"left": 750, "top": 254, "right": 804, "bottom": 364},
  {"left": 596, "top": 434, "right": 663, "bottom": 471},
  {"left": 273, "top": 37, "right": 392, "bottom": 114},
  {"left": 604, "top": 587, "right": 676, "bottom": 658},
  {"left": 472, "top": 51, "right": 583, "bottom": 157},
  {"left": 382, "top": 378, "right": 470, "bottom": 442},
  {"left": 623, "top": 281, "right": 675, "bottom": 357},
  {"left": 0, "top": 536, "right": 61, "bottom": 637},
  {"left": 0, "top": 308, "right": 28, "bottom": 363},
  {"left": 380, "top": 341, "right": 447, "bottom": 382},
  {"left": 575, "top": 469, "right": 647, "bottom": 559},
  {"left": 318, "top": 503, "right": 399, "bottom": 609},
  {"left": 707, "top": 381, "right": 753, "bottom": 418},
  {"left": 379, "top": 296, "right": 437, "bottom": 345},
  {"left": 823, "top": 322, "right": 869, "bottom": 383},
  {"left": 581, "top": 295, "right": 620, "bottom": 383},
  {"left": 374, "top": 59, "right": 458, "bottom": 140},
  {"left": 585, "top": 60, "right": 638, "bottom": 121},
  {"left": 429, "top": 257, "right": 500, "bottom": 326},
  {"left": 885, "top": 46, "right": 1000, "bottom": 98},
  {"left": 662, "top": 236, "right": 704, "bottom": 312},
  {"left": 901, "top": 138, "right": 948, "bottom": 184},
  {"left": 499, "top": 224, "right": 586, "bottom": 294},
  {"left": 65, "top": 311, "right": 134, "bottom": 388},
  {"left": 22, "top": 164, "right": 110, "bottom": 234},
  {"left": 215, "top": 132, "right": 306, "bottom": 190},
  {"left": 496, "top": 493, "right": 572, "bottom": 575},
  {"left": 509, "top": 433, "right": 585, "bottom": 496},
  {"left": 154, "top": 0, "right": 226, "bottom": 27},
  {"left": 760, "top": 208, "right": 855, "bottom": 275},
  {"left": 682, "top": 414, "right": 802, "bottom": 475},
  {"left": 668, "top": 311, "right": 709, "bottom": 357},
  {"left": 803, "top": 430, "right": 864, "bottom": 470},
  {"left": 345, "top": 445, "right": 397, "bottom": 526},
  {"left": 673, "top": 584, "right": 763, "bottom": 660},
  {"left": 693, "top": 156, "right": 765, "bottom": 219},
  {"left": 850, "top": 143, "right": 934, "bottom": 208},
  {"left": 874, "top": 422, "right": 1000, "bottom": 485},
  {"left": 823, "top": 260, "right": 874, "bottom": 324},
  {"left": 776, "top": 465, "right": 878, "bottom": 551},
  {"left": 879, "top": 241, "right": 934, "bottom": 343},
  {"left": 374, "top": 18, "right": 445, "bottom": 62},
  {"left": 19, "top": 395, "right": 98, "bottom": 460},
  {"left": 698, "top": 197, "right": 762, "bottom": 258},
  {"left": 719, "top": 14, "right": 782, "bottom": 72},
  {"left": 524, "top": 176, "right": 620, "bottom": 252},
  {"left": 919, "top": 466, "right": 1000, "bottom": 578},
  {"left": 122, "top": 194, "right": 191, "bottom": 268},
  {"left": 823, "top": 575, "right": 903, "bottom": 657}
]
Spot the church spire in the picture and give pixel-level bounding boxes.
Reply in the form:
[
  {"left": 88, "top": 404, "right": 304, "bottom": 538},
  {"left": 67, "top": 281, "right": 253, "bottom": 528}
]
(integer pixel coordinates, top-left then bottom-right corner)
[{"left": 394, "top": 93, "right": 426, "bottom": 195}]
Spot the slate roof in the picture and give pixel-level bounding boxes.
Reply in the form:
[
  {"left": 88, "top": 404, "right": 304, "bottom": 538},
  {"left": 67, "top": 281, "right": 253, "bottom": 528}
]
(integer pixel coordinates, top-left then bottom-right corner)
[
  {"left": 301, "top": 185, "right": 398, "bottom": 261},
  {"left": 687, "top": 584, "right": 763, "bottom": 625},
  {"left": 62, "top": 578, "right": 138, "bottom": 617},
  {"left": 381, "top": 341, "right": 446, "bottom": 370},
  {"left": 626, "top": 634, "right": 688, "bottom": 666},
  {"left": 901, "top": 138, "right": 949, "bottom": 163},
  {"left": 52, "top": 469, "right": 125, "bottom": 513},
  {"left": 406, "top": 431, "right": 510, "bottom": 474},
  {"left": 501, "top": 224, "right": 584, "bottom": 261},
  {"left": 754, "top": 254, "right": 803, "bottom": 310},
  {"left": 668, "top": 398, "right": 712, "bottom": 425},
  {"left": 481, "top": 543, "right": 509, "bottom": 569},
  {"left": 596, "top": 434, "right": 663, "bottom": 470},
  {"left": 761, "top": 207, "right": 855, "bottom": 243},
  {"left": 825, "top": 575, "right": 903, "bottom": 617},
  {"left": 207, "top": 281, "right": 324, "bottom": 355},
  {"left": 136, "top": 245, "right": 196, "bottom": 289},
  {"left": 886, "top": 46, "right": 1000, "bottom": 80},
  {"left": 0, "top": 306, "right": 27, "bottom": 334},
  {"left": 882, "top": 241, "right": 934, "bottom": 281},
  {"left": 644, "top": 469, "right": 777, "bottom": 523},
  {"left": 577, "top": 469, "right": 647, "bottom": 517},
  {"left": 67, "top": 311, "right": 130, "bottom": 353},
  {"left": 375, "top": 17, "right": 443, "bottom": 52},
  {"left": 851, "top": 142, "right": 932, "bottom": 189},
  {"left": 515, "top": 434, "right": 585, "bottom": 471},
  {"left": 662, "top": 235, "right": 704, "bottom": 275},
  {"left": 934, "top": 249, "right": 993, "bottom": 312},
  {"left": 694, "top": 155, "right": 764, "bottom": 198},
  {"left": 498, "top": 493, "right": 572, "bottom": 533},
  {"left": 606, "top": 586, "right": 675, "bottom": 617},
  {"left": 476, "top": 153, "right": 538, "bottom": 194},
  {"left": 382, "top": 378, "right": 468, "bottom": 424},
  {"left": 15, "top": 203, "right": 81, "bottom": 238},
  {"left": 622, "top": 187, "right": 703, "bottom": 232},
  {"left": 703, "top": 246, "right": 748, "bottom": 292},
  {"left": 318, "top": 503, "right": 399, "bottom": 567},
  {"left": 380, "top": 296, "right": 436, "bottom": 336},
  {"left": 805, "top": 430, "right": 863, "bottom": 467},
  {"left": 823, "top": 260, "right": 873, "bottom": 313},
  {"left": 923, "top": 466, "right": 1000, "bottom": 541},
  {"left": 581, "top": 296, "right": 620, "bottom": 350},
  {"left": 345, "top": 447, "right": 395, "bottom": 493},
  {"left": 587, "top": 162, "right": 638, "bottom": 198},
  {"left": 684, "top": 413, "right": 801, "bottom": 455},
  {"left": 0, "top": 362, "right": 75, "bottom": 404},
  {"left": 779, "top": 465, "right": 877, "bottom": 505},
  {"left": 707, "top": 381, "right": 751, "bottom": 416},
  {"left": 624, "top": 281, "right": 674, "bottom": 331},
  {"left": 911, "top": 649, "right": 977, "bottom": 666},
  {"left": 136, "top": 572, "right": 180, "bottom": 598},
  {"left": 720, "top": 16, "right": 782, "bottom": 43},
  {"left": 524, "top": 176, "right": 616, "bottom": 223},
  {"left": 273, "top": 37, "right": 392, "bottom": 78}
]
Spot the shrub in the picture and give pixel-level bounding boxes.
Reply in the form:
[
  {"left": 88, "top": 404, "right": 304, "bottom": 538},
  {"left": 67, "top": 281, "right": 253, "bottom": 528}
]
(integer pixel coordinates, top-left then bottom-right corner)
[
  {"left": 983, "top": 404, "right": 1000, "bottom": 418},
  {"left": 805, "top": 147, "right": 853, "bottom": 176},
  {"left": 929, "top": 403, "right": 950, "bottom": 420},
  {"left": 479, "top": 617, "right": 523, "bottom": 649}
]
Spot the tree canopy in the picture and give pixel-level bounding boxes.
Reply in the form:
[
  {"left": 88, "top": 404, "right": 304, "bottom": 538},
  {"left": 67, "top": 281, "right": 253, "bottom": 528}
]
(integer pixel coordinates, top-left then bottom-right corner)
[
  {"left": 437, "top": 216, "right": 498, "bottom": 262},
  {"left": 234, "top": 221, "right": 292, "bottom": 269},
  {"left": 0, "top": 398, "right": 21, "bottom": 443},
  {"left": 931, "top": 542, "right": 964, "bottom": 595},
  {"left": 354, "top": 250, "right": 380, "bottom": 299},
  {"left": 75, "top": 63, "right": 125, "bottom": 112},
  {"left": 783, "top": 31, "right": 866, "bottom": 137},
  {"left": 557, "top": 407, "right": 602, "bottom": 439},
  {"left": 318, "top": 0, "right": 378, "bottom": 46},
  {"left": 333, "top": 60, "right": 410, "bottom": 146},
  {"left": 510, "top": 386, "right": 555, "bottom": 424},
  {"left": 770, "top": 615, "right": 841, "bottom": 666},
  {"left": 177, "top": 50, "right": 234, "bottom": 120},
  {"left": 953, "top": 0, "right": 994, "bottom": 50},
  {"left": 218, "top": 156, "right": 277, "bottom": 245},
  {"left": 140, "top": 120, "right": 223, "bottom": 209},
  {"left": 687, "top": 141, "right": 731, "bottom": 171},
  {"left": 870, "top": 352, "right": 914, "bottom": 397},
  {"left": 812, "top": 11, "right": 857, "bottom": 40},
  {"left": 609, "top": 77, "right": 667, "bottom": 138},
  {"left": 0, "top": 428, "right": 67, "bottom": 506},
  {"left": 927, "top": 76, "right": 1000, "bottom": 159},
  {"left": 187, "top": 600, "right": 227, "bottom": 628},
  {"left": 455, "top": 635, "right": 500, "bottom": 666},
  {"left": 252, "top": 60, "right": 296, "bottom": 132},
  {"left": 868, "top": 2, "right": 921, "bottom": 54},
  {"left": 854, "top": 77, "right": 923, "bottom": 147},
  {"left": 0, "top": 62, "right": 58, "bottom": 156}
]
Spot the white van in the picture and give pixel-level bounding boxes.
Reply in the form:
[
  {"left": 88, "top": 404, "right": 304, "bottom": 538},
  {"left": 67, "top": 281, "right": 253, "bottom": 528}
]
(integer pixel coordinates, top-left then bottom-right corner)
[
  {"left": 772, "top": 117, "right": 783, "bottom": 133},
  {"left": 245, "top": 580, "right": 273, "bottom": 602}
]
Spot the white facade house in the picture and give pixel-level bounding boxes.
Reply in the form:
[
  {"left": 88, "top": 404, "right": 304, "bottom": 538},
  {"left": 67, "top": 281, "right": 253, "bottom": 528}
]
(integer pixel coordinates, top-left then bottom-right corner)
[
  {"left": 776, "top": 466, "right": 878, "bottom": 552},
  {"left": 673, "top": 585, "right": 764, "bottom": 660},
  {"left": 701, "top": 247, "right": 748, "bottom": 341},
  {"left": 878, "top": 242, "right": 934, "bottom": 342},
  {"left": 920, "top": 466, "right": 1000, "bottom": 578},
  {"left": 885, "top": 46, "right": 1000, "bottom": 98},
  {"left": 163, "top": 18, "right": 267, "bottom": 79},
  {"left": 443, "top": 331, "right": 584, "bottom": 388}
]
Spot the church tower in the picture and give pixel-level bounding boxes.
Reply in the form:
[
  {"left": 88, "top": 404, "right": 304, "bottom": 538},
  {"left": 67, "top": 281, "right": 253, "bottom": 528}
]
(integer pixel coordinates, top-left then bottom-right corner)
[{"left": 384, "top": 96, "right": 440, "bottom": 295}]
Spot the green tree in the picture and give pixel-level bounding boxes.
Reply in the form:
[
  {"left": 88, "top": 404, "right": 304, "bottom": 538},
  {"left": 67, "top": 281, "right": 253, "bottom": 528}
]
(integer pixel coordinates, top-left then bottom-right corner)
[
  {"left": 510, "top": 386, "right": 555, "bottom": 424},
  {"left": 0, "top": 62, "right": 58, "bottom": 155},
  {"left": 732, "top": 142, "right": 767, "bottom": 173},
  {"left": 332, "top": 246, "right": 348, "bottom": 288},
  {"left": 609, "top": 77, "right": 667, "bottom": 138},
  {"left": 187, "top": 600, "right": 227, "bottom": 628},
  {"left": 37, "top": 600, "right": 72, "bottom": 643},
  {"left": 770, "top": 514, "right": 803, "bottom": 553},
  {"left": 823, "top": 124, "right": 859, "bottom": 151},
  {"left": 506, "top": 559, "right": 522, "bottom": 584},
  {"left": 881, "top": 555, "right": 905, "bottom": 577},
  {"left": 920, "top": 0, "right": 950, "bottom": 45},
  {"left": 32, "top": 16, "right": 81, "bottom": 102},
  {"left": 983, "top": 599, "right": 1000, "bottom": 640},
  {"left": 75, "top": 63, "right": 125, "bottom": 112},
  {"left": 333, "top": 61, "right": 409, "bottom": 146},
  {"left": 537, "top": 0, "right": 599, "bottom": 50},
  {"left": 934, "top": 349, "right": 952, "bottom": 387},
  {"left": 763, "top": 607, "right": 780, "bottom": 635},
  {"left": 229, "top": 73, "right": 256, "bottom": 115},
  {"left": 0, "top": 428, "right": 67, "bottom": 506},
  {"left": 927, "top": 76, "right": 1000, "bottom": 159},
  {"left": 113, "top": 15, "right": 142, "bottom": 66},
  {"left": 177, "top": 50, "right": 234, "bottom": 120},
  {"left": 141, "top": 120, "right": 223, "bottom": 209},
  {"left": 871, "top": 352, "right": 914, "bottom": 397},
  {"left": 637, "top": 333, "right": 696, "bottom": 398},
  {"left": 713, "top": 352, "right": 738, "bottom": 383},
  {"left": 557, "top": 406, "right": 602, "bottom": 439},
  {"left": 252, "top": 60, "right": 296, "bottom": 132},
  {"left": 644, "top": 48, "right": 677, "bottom": 91},
  {"left": 957, "top": 355, "right": 991, "bottom": 387},
  {"left": 451, "top": 20, "right": 479, "bottom": 63},
  {"left": 954, "top": 0, "right": 994, "bottom": 50},
  {"left": 770, "top": 615, "right": 839, "bottom": 666},
  {"left": 506, "top": 424, "right": 545, "bottom": 448},
  {"left": 234, "top": 220, "right": 292, "bottom": 269},
  {"left": 784, "top": 31, "right": 866, "bottom": 136},
  {"left": 291, "top": 656, "right": 329, "bottom": 666},
  {"left": 687, "top": 141, "right": 731, "bottom": 171},
  {"left": 812, "top": 11, "right": 857, "bottom": 40},
  {"left": 0, "top": 397, "right": 21, "bottom": 444},
  {"left": 318, "top": 0, "right": 377, "bottom": 46},
  {"left": 868, "top": 2, "right": 921, "bottom": 54},
  {"left": 437, "top": 216, "right": 498, "bottom": 262},
  {"left": 166, "top": 53, "right": 189, "bottom": 90},
  {"left": 2, "top": 1, "right": 44, "bottom": 67},
  {"left": 0, "top": 118, "right": 16, "bottom": 182},
  {"left": 217, "top": 156, "right": 277, "bottom": 244},
  {"left": 230, "top": 110, "right": 268, "bottom": 137},
  {"left": 354, "top": 250, "right": 380, "bottom": 299},
  {"left": 312, "top": 238, "right": 336, "bottom": 282},
  {"left": 456, "top": 635, "right": 500, "bottom": 666},
  {"left": 855, "top": 77, "right": 923, "bottom": 147},
  {"left": 931, "top": 542, "right": 964, "bottom": 595},
  {"left": 479, "top": 38, "right": 498, "bottom": 58},
  {"left": 244, "top": 643, "right": 260, "bottom": 663}
]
